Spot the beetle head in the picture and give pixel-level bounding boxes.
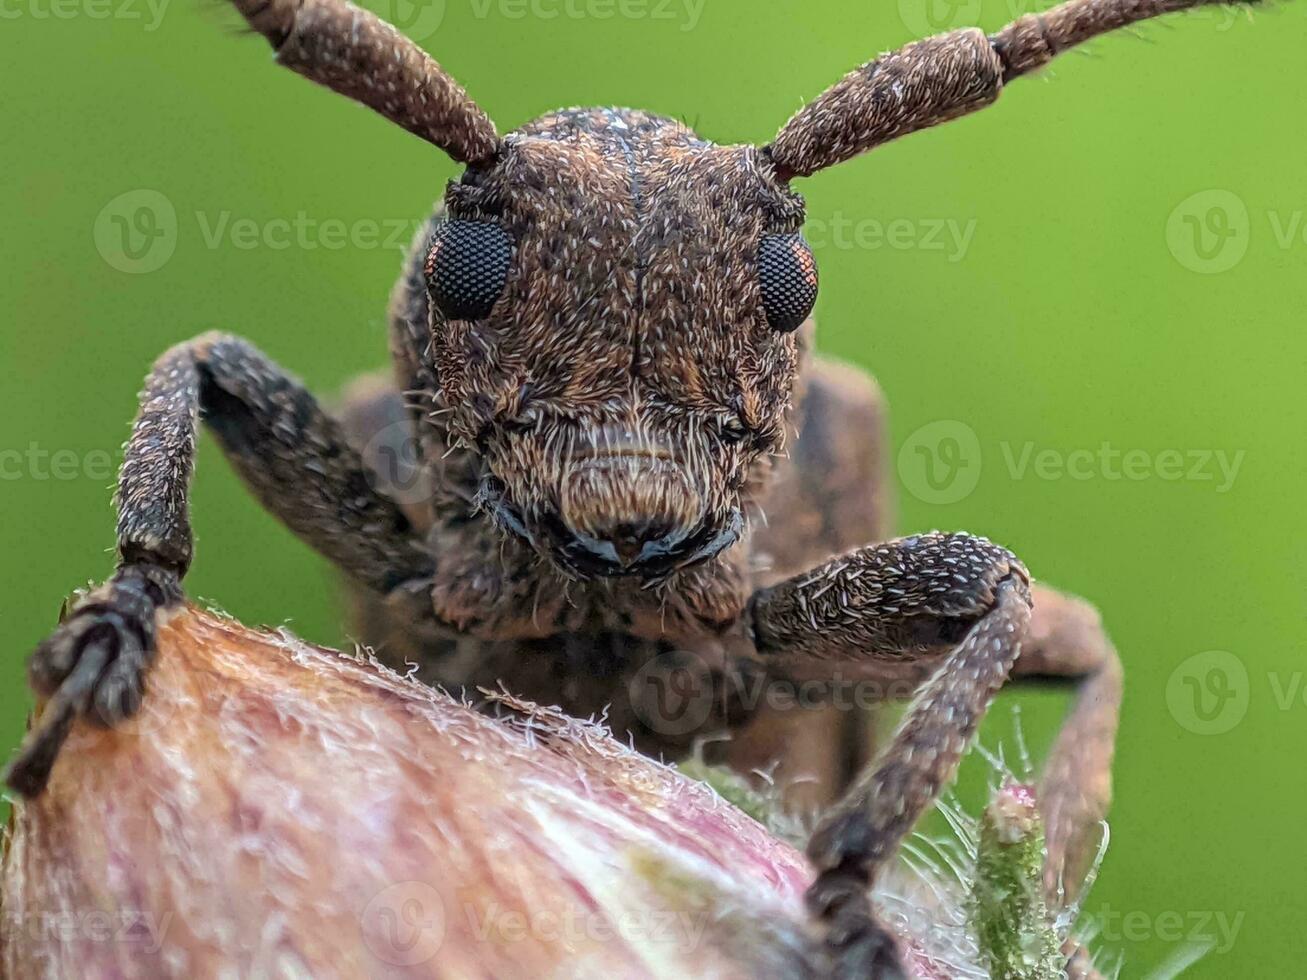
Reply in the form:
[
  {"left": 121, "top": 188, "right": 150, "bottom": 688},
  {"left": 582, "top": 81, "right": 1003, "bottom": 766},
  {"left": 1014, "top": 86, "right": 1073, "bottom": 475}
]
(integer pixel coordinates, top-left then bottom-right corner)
[{"left": 426, "top": 110, "right": 815, "bottom": 580}]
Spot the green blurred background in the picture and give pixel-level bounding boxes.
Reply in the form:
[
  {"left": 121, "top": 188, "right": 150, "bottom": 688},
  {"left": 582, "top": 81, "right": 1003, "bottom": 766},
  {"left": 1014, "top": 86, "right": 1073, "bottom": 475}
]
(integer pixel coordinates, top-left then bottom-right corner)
[{"left": 2, "top": 0, "right": 1303, "bottom": 974}]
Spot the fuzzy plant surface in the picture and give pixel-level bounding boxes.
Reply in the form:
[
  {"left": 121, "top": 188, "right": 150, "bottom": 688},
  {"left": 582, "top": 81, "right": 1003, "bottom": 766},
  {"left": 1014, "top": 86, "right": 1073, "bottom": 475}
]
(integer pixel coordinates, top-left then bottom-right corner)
[{"left": 2, "top": 604, "right": 1104, "bottom": 979}]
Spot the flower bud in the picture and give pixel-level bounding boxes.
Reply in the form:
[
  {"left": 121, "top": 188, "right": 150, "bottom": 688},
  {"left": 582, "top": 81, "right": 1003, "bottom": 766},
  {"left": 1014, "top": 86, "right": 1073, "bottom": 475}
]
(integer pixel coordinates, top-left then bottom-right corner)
[{"left": 2, "top": 606, "right": 967, "bottom": 977}]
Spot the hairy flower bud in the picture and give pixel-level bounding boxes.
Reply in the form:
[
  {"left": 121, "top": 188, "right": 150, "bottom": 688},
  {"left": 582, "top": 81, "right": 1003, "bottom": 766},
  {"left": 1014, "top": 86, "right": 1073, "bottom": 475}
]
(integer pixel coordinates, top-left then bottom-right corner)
[
  {"left": 3, "top": 606, "right": 970, "bottom": 978},
  {"left": 970, "top": 780, "right": 1066, "bottom": 980}
]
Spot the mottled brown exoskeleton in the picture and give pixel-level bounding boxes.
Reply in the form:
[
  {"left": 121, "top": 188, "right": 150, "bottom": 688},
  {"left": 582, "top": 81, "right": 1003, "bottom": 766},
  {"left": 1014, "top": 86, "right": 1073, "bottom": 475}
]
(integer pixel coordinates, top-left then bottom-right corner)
[{"left": 8, "top": 0, "right": 1267, "bottom": 974}]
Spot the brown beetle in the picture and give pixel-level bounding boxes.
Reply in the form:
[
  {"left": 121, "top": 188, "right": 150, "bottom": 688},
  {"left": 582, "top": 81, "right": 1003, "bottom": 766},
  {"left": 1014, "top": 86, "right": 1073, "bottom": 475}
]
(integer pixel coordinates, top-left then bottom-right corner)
[{"left": 10, "top": 0, "right": 1265, "bottom": 973}]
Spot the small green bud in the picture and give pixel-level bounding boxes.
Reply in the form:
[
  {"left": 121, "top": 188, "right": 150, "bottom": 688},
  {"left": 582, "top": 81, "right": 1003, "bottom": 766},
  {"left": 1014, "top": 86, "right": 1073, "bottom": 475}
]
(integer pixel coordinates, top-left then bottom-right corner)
[{"left": 971, "top": 780, "right": 1066, "bottom": 980}]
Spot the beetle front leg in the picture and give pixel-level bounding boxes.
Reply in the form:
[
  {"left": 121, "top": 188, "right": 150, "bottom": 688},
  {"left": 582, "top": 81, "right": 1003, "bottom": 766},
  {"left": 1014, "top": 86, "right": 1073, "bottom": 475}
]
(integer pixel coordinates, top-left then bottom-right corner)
[
  {"left": 6, "top": 332, "right": 435, "bottom": 797},
  {"left": 748, "top": 531, "right": 1033, "bottom": 978}
]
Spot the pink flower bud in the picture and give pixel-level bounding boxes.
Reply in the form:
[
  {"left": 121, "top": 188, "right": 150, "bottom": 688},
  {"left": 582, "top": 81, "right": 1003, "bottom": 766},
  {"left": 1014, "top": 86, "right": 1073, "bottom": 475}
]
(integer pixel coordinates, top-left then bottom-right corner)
[{"left": 1, "top": 607, "right": 948, "bottom": 978}]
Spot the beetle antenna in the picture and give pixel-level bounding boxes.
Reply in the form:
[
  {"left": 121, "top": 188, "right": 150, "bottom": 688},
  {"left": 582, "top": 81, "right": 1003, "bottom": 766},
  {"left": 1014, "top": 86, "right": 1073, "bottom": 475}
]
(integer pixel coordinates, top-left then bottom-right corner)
[
  {"left": 230, "top": 0, "right": 501, "bottom": 165},
  {"left": 765, "top": 0, "right": 1263, "bottom": 179}
]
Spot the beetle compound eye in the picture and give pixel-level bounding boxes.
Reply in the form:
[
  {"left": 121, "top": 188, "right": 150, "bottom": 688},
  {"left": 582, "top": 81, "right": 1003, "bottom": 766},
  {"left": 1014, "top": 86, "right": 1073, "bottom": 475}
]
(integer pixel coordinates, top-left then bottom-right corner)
[
  {"left": 425, "top": 220, "right": 512, "bottom": 321},
  {"left": 757, "top": 234, "right": 818, "bottom": 333}
]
